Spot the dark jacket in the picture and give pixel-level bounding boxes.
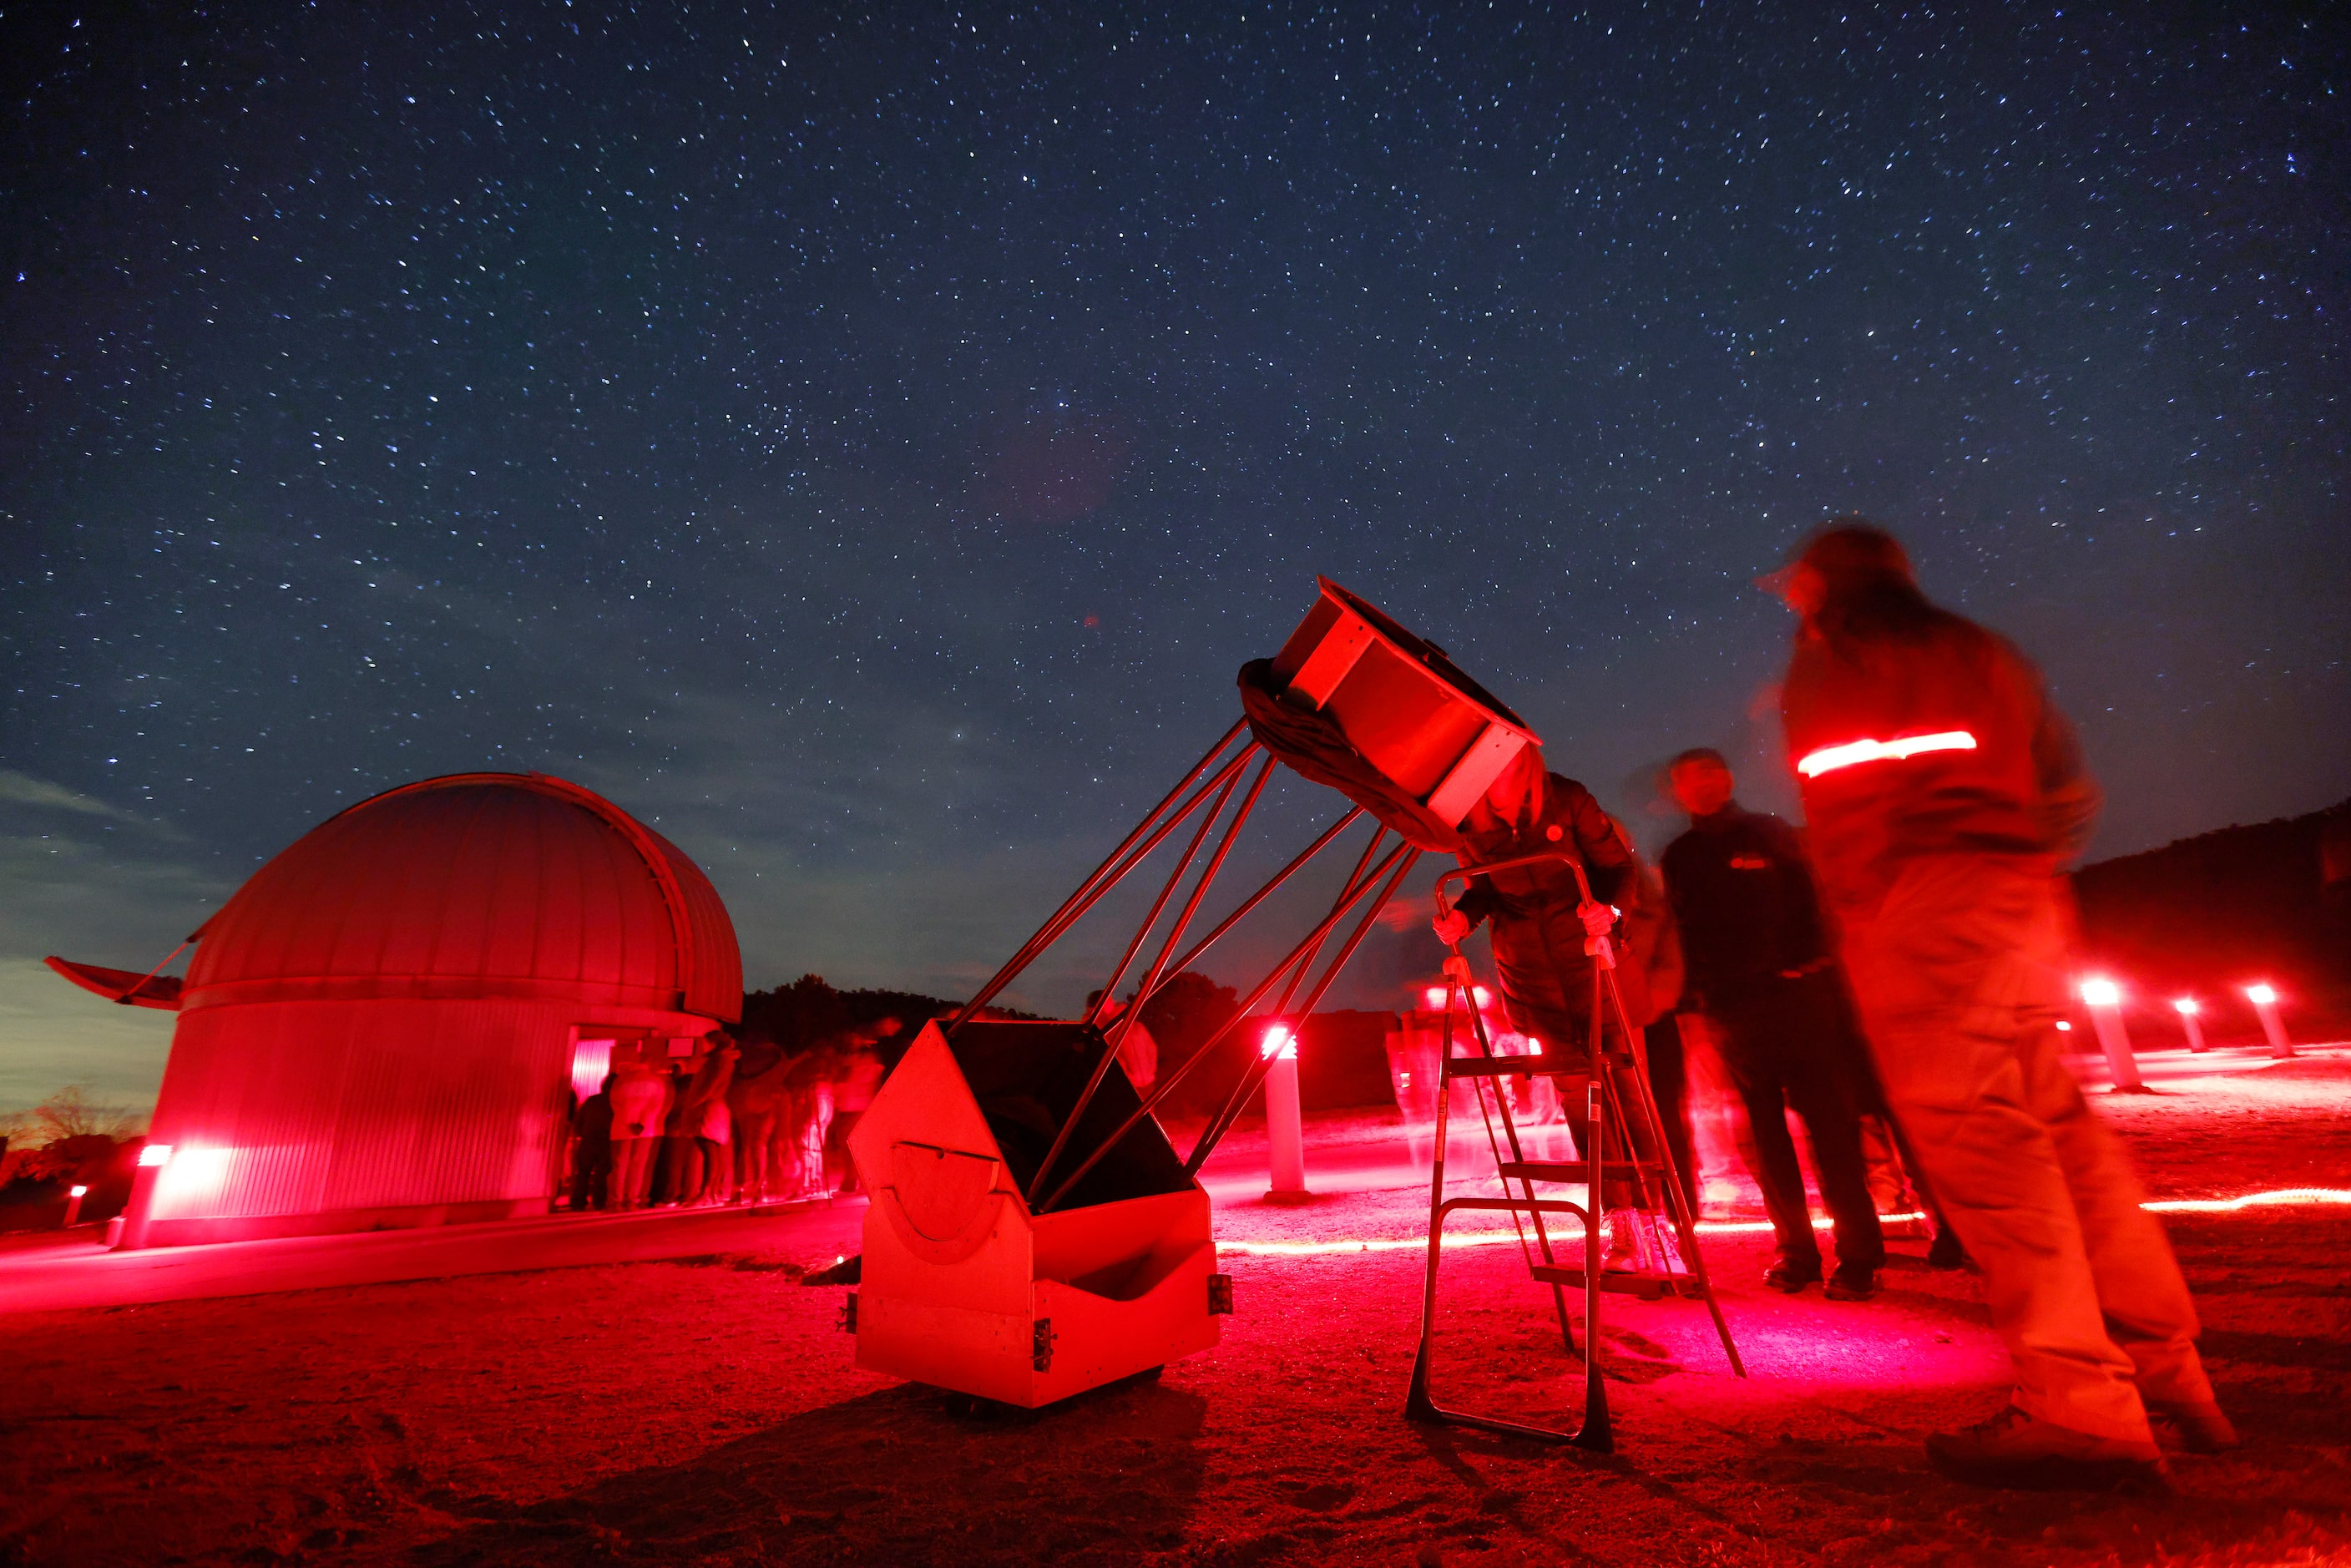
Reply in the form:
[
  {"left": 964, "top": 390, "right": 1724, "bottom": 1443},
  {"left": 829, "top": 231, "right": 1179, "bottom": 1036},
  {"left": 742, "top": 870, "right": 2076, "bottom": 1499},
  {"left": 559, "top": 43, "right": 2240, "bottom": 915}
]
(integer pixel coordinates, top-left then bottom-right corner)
[
  {"left": 1452, "top": 771, "right": 1638, "bottom": 1053},
  {"left": 1661, "top": 804, "right": 1832, "bottom": 1010},
  {"left": 1782, "top": 609, "right": 2100, "bottom": 911},
  {"left": 574, "top": 1090, "right": 614, "bottom": 1155}
]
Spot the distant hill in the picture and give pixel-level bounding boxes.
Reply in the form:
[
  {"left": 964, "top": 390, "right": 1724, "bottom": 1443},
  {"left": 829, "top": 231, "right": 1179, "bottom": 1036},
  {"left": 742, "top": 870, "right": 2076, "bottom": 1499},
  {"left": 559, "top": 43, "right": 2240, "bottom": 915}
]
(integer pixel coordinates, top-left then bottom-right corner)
[{"left": 2073, "top": 797, "right": 2351, "bottom": 1035}]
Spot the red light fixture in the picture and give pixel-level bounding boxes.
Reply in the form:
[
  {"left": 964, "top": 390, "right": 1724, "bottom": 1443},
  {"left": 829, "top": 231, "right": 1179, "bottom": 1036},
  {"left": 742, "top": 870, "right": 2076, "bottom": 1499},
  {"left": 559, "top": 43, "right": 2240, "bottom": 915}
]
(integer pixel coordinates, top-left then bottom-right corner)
[
  {"left": 2245, "top": 984, "right": 2294, "bottom": 1060},
  {"left": 2077, "top": 979, "right": 2146, "bottom": 1090},
  {"left": 2175, "top": 997, "right": 2208, "bottom": 1053}
]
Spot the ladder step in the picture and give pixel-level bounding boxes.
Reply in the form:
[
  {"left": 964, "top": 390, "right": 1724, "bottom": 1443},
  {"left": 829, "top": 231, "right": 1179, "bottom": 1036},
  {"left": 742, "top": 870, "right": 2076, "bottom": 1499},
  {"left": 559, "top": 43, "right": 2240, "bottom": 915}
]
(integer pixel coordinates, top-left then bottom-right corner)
[
  {"left": 1497, "top": 1161, "right": 1590, "bottom": 1182},
  {"left": 1494, "top": 1160, "right": 1669, "bottom": 1184},
  {"left": 1529, "top": 1263, "right": 1689, "bottom": 1301},
  {"left": 1441, "top": 1057, "right": 1585, "bottom": 1079}
]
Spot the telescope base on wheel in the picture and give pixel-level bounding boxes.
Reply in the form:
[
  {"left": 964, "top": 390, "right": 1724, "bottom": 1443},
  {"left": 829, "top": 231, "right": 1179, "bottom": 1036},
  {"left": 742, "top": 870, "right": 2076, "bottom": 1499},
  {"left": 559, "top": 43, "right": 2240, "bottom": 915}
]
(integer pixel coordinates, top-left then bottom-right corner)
[{"left": 846, "top": 1020, "right": 1231, "bottom": 1409}]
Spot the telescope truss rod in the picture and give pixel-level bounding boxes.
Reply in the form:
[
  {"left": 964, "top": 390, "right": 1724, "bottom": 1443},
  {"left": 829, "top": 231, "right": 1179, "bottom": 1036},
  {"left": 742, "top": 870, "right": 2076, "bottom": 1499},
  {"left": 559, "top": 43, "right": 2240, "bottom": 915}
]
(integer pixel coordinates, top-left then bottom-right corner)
[
  {"left": 955, "top": 733, "right": 1254, "bottom": 1030},
  {"left": 1110, "top": 753, "right": 1278, "bottom": 1047},
  {"left": 1028, "top": 761, "right": 1252, "bottom": 1207},
  {"left": 1182, "top": 824, "right": 1390, "bottom": 1171},
  {"left": 1082, "top": 762, "right": 1248, "bottom": 1032},
  {"left": 1194, "top": 846, "right": 1410, "bottom": 1175},
  {"left": 1181, "top": 844, "right": 1421, "bottom": 1177},
  {"left": 1000, "top": 741, "right": 1258, "bottom": 1009},
  {"left": 1155, "top": 804, "right": 1367, "bottom": 983},
  {"left": 1037, "top": 837, "right": 1416, "bottom": 1214},
  {"left": 948, "top": 722, "right": 1253, "bottom": 1031}
]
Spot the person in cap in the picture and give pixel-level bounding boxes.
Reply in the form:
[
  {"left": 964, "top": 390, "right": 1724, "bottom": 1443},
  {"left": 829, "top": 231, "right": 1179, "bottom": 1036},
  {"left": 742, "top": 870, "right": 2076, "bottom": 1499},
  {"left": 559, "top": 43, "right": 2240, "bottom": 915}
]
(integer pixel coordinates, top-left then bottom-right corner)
[
  {"left": 1768, "top": 518, "right": 2232, "bottom": 1489},
  {"left": 1661, "top": 746, "right": 1885, "bottom": 1299}
]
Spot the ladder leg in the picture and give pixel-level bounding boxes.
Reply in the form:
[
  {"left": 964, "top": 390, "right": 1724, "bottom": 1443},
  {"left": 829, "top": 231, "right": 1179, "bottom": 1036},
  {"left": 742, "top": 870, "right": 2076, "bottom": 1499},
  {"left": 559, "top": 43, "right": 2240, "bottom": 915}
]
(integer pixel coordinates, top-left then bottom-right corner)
[
  {"left": 1405, "top": 1014, "right": 1457, "bottom": 1422},
  {"left": 1604, "top": 973, "right": 1747, "bottom": 1379},
  {"left": 1577, "top": 969, "right": 1613, "bottom": 1453}
]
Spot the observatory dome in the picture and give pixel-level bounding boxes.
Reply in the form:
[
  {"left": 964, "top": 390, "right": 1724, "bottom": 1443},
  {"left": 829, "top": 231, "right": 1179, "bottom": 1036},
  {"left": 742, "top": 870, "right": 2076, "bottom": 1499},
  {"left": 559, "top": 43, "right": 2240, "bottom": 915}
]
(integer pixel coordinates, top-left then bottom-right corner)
[{"left": 180, "top": 772, "right": 741, "bottom": 1022}]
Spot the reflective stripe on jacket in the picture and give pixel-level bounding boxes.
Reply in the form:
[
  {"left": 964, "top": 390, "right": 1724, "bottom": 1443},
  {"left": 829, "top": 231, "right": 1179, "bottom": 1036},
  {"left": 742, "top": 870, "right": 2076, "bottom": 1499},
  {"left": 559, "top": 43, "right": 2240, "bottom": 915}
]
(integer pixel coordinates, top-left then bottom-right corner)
[{"left": 1782, "top": 613, "right": 2100, "bottom": 911}]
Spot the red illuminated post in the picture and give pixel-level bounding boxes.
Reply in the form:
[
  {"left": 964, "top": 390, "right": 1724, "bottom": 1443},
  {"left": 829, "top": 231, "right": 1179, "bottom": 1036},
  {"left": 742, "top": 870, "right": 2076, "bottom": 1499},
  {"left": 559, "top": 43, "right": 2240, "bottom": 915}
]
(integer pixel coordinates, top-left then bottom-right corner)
[
  {"left": 62, "top": 1184, "right": 88, "bottom": 1228},
  {"left": 2245, "top": 984, "right": 2294, "bottom": 1060},
  {"left": 2078, "top": 978, "right": 2147, "bottom": 1092},
  {"left": 114, "top": 1142, "right": 172, "bottom": 1250},
  {"left": 2173, "top": 998, "right": 2207, "bottom": 1054},
  {"left": 1261, "top": 1025, "right": 1309, "bottom": 1201}
]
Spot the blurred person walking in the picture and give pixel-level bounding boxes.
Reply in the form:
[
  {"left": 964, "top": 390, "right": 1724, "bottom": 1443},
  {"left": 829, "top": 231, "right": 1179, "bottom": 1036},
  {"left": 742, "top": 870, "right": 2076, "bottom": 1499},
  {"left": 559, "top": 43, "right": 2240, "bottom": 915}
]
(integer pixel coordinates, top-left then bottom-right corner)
[
  {"left": 827, "top": 1031, "right": 887, "bottom": 1195},
  {"left": 727, "top": 1035, "right": 792, "bottom": 1205},
  {"left": 1661, "top": 747, "right": 1885, "bottom": 1299},
  {"left": 684, "top": 1033, "right": 740, "bottom": 1204},
  {"left": 1771, "top": 519, "right": 2232, "bottom": 1489}
]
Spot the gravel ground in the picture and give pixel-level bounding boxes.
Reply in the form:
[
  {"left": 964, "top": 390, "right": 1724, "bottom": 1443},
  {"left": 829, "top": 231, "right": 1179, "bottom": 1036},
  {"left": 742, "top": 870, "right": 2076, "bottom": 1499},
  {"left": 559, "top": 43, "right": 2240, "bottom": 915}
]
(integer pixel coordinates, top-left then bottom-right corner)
[{"left": 3, "top": 1056, "right": 2345, "bottom": 1567}]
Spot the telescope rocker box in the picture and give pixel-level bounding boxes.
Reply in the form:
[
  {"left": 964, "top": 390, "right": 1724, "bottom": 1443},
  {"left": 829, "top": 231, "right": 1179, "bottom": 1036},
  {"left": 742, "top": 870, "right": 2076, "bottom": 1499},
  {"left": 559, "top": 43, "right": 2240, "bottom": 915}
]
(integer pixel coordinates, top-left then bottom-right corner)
[{"left": 845, "top": 1019, "right": 1224, "bottom": 1408}]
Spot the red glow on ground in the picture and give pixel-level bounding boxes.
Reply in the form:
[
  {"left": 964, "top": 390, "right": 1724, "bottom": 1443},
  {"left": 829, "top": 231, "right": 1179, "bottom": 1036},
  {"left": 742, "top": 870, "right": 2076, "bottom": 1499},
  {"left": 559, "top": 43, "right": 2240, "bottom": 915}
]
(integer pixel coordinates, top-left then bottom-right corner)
[{"left": 1212, "top": 1187, "right": 2351, "bottom": 1257}]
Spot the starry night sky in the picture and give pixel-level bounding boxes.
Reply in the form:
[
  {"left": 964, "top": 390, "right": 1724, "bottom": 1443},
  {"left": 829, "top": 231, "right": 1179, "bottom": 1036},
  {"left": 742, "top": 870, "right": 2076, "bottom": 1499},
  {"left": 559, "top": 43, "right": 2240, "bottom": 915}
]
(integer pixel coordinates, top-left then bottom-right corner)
[{"left": 4, "top": 3, "right": 2345, "bottom": 1110}]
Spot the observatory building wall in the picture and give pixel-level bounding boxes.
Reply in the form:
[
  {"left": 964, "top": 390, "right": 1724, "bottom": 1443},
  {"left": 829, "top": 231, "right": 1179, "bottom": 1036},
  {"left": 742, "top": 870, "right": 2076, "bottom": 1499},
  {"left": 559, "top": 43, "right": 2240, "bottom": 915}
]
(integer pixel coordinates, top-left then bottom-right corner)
[{"left": 83, "top": 773, "right": 744, "bottom": 1248}]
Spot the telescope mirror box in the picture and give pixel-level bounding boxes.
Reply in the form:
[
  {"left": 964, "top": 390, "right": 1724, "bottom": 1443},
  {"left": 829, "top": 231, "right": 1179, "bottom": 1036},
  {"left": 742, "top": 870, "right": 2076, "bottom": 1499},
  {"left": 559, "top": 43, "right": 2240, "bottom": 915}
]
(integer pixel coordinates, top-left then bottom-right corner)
[
  {"left": 1273, "top": 576, "right": 1541, "bottom": 827},
  {"left": 847, "top": 1019, "right": 1223, "bottom": 1408}
]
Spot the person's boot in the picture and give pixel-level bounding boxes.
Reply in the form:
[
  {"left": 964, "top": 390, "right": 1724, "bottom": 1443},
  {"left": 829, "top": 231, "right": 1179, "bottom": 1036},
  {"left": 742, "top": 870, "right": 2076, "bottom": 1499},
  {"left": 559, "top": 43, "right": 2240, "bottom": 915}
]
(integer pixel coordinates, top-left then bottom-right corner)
[
  {"left": 1824, "top": 1262, "right": 1879, "bottom": 1301},
  {"left": 1926, "top": 1404, "right": 2167, "bottom": 1490},
  {"left": 1603, "top": 1209, "right": 1644, "bottom": 1273},
  {"left": 2145, "top": 1399, "right": 2239, "bottom": 1454},
  {"left": 1764, "top": 1253, "right": 1822, "bottom": 1293}
]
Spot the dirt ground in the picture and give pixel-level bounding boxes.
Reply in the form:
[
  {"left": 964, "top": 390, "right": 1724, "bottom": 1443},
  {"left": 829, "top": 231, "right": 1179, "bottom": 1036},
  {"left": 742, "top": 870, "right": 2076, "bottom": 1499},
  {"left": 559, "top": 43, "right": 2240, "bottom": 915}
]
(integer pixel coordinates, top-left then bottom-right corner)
[{"left": 3, "top": 1056, "right": 2348, "bottom": 1568}]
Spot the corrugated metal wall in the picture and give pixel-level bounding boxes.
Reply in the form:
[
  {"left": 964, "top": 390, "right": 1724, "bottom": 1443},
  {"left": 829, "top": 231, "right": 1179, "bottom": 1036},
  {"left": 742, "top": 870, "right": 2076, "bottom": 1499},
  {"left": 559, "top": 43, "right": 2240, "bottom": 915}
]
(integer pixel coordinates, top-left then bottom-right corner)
[{"left": 147, "top": 999, "right": 580, "bottom": 1222}]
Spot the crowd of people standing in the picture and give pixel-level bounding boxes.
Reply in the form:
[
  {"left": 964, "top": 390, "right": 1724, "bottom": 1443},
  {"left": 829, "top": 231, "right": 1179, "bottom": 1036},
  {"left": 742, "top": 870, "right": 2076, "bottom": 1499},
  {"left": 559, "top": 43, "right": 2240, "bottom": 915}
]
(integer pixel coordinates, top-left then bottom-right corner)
[{"left": 565, "top": 1023, "right": 891, "bottom": 1213}]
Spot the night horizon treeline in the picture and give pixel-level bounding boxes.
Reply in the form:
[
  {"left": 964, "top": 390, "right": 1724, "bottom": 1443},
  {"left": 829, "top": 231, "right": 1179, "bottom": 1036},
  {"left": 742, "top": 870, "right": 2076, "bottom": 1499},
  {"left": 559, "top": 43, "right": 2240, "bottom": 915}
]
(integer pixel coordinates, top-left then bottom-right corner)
[
  {"left": 2074, "top": 795, "right": 2351, "bottom": 1033},
  {"left": 746, "top": 791, "right": 2351, "bottom": 1067},
  {"left": 738, "top": 970, "right": 1267, "bottom": 1117}
]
